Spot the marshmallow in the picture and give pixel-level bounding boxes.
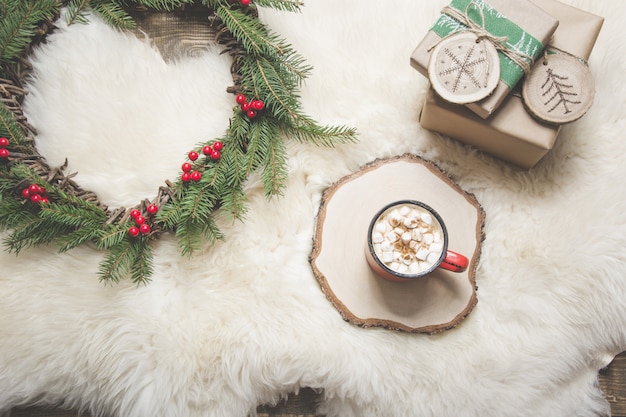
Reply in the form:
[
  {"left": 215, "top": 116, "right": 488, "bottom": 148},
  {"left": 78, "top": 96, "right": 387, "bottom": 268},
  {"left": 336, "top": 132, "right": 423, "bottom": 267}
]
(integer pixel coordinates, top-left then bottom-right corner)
[
  {"left": 426, "top": 252, "right": 440, "bottom": 264},
  {"left": 430, "top": 242, "right": 443, "bottom": 254},
  {"left": 372, "top": 232, "right": 384, "bottom": 244},
  {"left": 381, "top": 251, "right": 394, "bottom": 263},
  {"left": 416, "top": 247, "right": 430, "bottom": 261},
  {"left": 384, "top": 231, "right": 398, "bottom": 243}
]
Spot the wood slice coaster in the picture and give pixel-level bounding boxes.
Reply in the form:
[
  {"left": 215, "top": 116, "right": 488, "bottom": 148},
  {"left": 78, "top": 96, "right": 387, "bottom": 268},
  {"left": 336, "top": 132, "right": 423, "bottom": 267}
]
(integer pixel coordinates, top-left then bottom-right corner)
[{"left": 310, "top": 154, "right": 485, "bottom": 334}]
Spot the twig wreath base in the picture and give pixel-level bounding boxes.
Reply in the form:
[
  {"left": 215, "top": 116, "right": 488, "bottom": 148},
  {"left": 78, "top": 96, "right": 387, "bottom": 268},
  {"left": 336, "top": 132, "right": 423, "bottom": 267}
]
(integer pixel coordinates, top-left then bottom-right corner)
[{"left": 0, "top": 0, "right": 357, "bottom": 284}]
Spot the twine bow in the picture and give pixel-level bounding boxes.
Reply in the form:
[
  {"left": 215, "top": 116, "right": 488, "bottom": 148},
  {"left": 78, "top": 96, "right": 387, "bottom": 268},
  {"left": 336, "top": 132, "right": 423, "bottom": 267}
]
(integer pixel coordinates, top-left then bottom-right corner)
[{"left": 440, "top": 1, "right": 534, "bottom": 75}]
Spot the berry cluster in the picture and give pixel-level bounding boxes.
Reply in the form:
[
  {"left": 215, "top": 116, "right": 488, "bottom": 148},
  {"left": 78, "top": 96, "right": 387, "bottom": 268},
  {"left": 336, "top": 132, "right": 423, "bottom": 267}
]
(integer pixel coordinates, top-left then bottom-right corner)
[
  {"left": 236, "top": 94, "right": 264, "bottom": 119},
  {"left": 180, "top": 141, "right": 223, "bottom": 183},
  {"left": 0, "top": 137, "right": 9, "bottom": 159},
  {"left": 21, "top": 183, "right": 49, "bottom": 205},
  {"left": 128, "top": 204, "right": 159, "bottom": 237}
]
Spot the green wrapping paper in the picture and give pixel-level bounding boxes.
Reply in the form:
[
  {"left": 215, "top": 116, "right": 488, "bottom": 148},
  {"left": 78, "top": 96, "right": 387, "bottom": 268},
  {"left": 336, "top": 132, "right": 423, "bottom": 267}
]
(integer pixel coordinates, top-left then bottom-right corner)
[{"left": 431, "top": 0, "right": 544, "bottom": 90}]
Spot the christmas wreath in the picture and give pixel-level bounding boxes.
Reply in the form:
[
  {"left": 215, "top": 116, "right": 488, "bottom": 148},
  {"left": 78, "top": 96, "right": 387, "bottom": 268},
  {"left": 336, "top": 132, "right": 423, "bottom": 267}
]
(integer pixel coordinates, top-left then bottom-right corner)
[{"left": 0, "top": 0, "right": 357, "bottom": 284}]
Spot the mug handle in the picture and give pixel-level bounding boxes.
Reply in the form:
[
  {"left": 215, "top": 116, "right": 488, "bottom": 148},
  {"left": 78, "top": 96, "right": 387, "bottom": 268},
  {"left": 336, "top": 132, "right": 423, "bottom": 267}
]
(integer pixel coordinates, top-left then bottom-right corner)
[{"left": 439, "top": 250, "right": 469, "bottom": 272}]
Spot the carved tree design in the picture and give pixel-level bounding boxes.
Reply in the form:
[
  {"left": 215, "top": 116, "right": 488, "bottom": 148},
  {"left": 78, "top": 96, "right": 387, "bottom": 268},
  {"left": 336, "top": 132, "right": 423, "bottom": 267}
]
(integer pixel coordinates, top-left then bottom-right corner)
[{"left": 541, "top": 68, "right": 581, "bottom": 114}]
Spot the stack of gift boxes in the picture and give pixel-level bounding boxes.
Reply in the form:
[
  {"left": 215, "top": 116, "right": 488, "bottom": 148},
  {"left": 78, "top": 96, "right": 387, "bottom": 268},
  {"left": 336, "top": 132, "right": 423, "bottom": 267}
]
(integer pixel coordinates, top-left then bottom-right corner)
[{"left": 411, "top": 0, "right": 604, "bottom": 169}]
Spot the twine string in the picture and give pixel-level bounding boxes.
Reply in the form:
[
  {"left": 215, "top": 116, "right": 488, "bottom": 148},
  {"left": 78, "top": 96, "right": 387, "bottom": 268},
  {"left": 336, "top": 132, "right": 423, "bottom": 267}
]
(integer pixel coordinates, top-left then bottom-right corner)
[{"left": 541, "top": 45, "right": 589, "bottom": 66}]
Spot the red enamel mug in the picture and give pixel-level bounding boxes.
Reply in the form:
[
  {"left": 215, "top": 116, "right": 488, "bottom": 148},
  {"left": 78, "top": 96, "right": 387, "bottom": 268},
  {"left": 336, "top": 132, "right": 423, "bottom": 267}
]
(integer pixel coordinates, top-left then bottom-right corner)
[{"left": 365, "top": 200, "right": 469, "bottom": 282}]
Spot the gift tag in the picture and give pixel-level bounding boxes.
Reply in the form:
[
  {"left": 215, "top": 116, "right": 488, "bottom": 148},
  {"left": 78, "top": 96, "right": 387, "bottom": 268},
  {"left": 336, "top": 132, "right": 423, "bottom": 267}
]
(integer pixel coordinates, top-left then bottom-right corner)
[
  {"left": 428, "top": 32, "right": 500, "bottom": 104},
  {"left": 522, "top": 52, "right": 595, "bottom": 124}
]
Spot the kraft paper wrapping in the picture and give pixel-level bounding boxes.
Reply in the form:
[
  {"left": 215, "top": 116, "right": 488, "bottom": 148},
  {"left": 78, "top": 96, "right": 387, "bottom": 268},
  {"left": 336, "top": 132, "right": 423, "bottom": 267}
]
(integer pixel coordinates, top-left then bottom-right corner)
[
  {"left": 419, "top": 0, "right": 604, "bottom": 169},
  {"left": 411, "top": 0, "right": 558, "bottom": 119}
]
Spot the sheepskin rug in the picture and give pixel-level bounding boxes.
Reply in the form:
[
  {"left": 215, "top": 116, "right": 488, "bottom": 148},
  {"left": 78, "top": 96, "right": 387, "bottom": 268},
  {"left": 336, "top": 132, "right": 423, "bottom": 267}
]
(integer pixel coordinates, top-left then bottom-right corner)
[{"left": 2, "top": 1, "right": 625, "bottom": 416}]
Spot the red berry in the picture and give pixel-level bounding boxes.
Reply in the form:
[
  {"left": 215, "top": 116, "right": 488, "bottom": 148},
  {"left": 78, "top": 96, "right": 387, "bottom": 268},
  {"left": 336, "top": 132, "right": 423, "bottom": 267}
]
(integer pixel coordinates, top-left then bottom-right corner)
[
  {"left": 0, "top": 137, "right": 8, "bottom": 147},
  {"left": 246, "top": 110, "right": 257, "bottom": 119},
  {"left": 182, "top": 162, "right": 193, "bottom": 172},
  {"left": 211, "top": 150, "right": 221, "bottom": 160},
  {"left": 40, "top": 197, "right": 50, "bottom": 204},
  {"left": 250, "top": 99, "right": 264, "bottom": 111},
  {"left": 181, "top": 172, "right": 192, "bottom": 182},
  {"left": 241, "top": 102, "right": 250, "bottom": 112},
  {"left": 147, "top": 204, "right": 158, "bottom": 215},
  {"left": 21, "top": 188, "right": 30, "bottom": 199},
  {"left": 190, "top": 171, "right": 202, "bottom": 182},
  {"left": 212, "top": 141, "right": 223, "bottom": 151},
  {"left": 30, "top": 194, "right": 41, "bottom": 204},
  {"left": 139, "top": 224, "right": 151, "bottom": 234},
  {"left": 202, "top": 145, "right": 213, "bottom": 155},
  {"left": 135, "top": 216, "right": 146, "bottom": 225},
  {"left": 235, "top": 94, "right": 247, "bottom": 104},
  {"left": 241, "top": 0, "right": 251, "bottom": 5},
  {"left": 28, "top": 184, "right": 40, "bottom": 194},
  {"left": 36, "top": 185, "right": 45, "bottom": 194},
  {"left": 188, "top": 151, "right": 199, "bottom": 161},
  {"left": 128, "top": 226, "right": 140, "bottom": 237},
  {"left": 0, "top": 149, "right": 8, "bottom": 159},
  {"left": 130, "top": 209, "right": 141, "bottom": 219}
]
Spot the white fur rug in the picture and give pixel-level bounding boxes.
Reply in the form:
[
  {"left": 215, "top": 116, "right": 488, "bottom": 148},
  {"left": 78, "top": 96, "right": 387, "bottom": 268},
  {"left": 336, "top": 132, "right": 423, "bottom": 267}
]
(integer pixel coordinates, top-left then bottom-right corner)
[{"left": 2, "top": 1, "right": 625, "bottom": 416}]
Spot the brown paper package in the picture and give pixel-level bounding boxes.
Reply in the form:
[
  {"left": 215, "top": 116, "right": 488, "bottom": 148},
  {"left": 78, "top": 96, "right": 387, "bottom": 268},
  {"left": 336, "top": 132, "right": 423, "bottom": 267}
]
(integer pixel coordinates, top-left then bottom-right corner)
[
  {"left": 410, "top": 0, "right": 559, "bottom": 119},
  {"left": 419, "top": 0, "right": 604, "bottom": 169}
]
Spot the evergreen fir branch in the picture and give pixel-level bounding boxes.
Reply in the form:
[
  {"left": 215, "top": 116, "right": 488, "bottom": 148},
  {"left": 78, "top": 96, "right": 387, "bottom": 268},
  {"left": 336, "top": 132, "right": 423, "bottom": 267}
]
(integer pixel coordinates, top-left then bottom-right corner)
[
  {"left": 200, "top": 214, "right": 223, "bottom": 245},
  {"left": 243, "top": 55, "right": 301, "bottom": 124},
  {"left": 0, "top": 176, "right": 16, "bottom": 195},
  {"left": 250, "top": 0, "right": 303, "bottom": 13},
  {"left": 90, "top": 0, "right": 136, "bottom": 30},
  {"left": 216, "top": 6, "right": 285, "bottom": 57},
  {"left": 260, "top": 122, "right": 288, "bottom": 197},
  {"left": 65, "top": 0, "right": 91, "bottom": 26},
  {"left": 0, "top": 102, "right": 29, "bottom": 147},
  {"left": 57, "top": 224, "right": 105, "bottom": 252},
  {"left": 175, "top": 217, "right": 203, "bottom": 256},
  {"left": 155, "top": 200, "right": 185, "bottom": 229},
  {"left": 132, "top": 0, "right": 195, "bottom": 11},
  {"left": 98, "top": 237, "right": 148, "bottom": 283},
  {"left": 129, "top": 237, "right": 153, "bottom": 284},
  {"left": 183, "top": 184, "right": 218, "bottom": 223},
  {"left": 0, "top": 0, "right": 60, "bottom": 66},
  {"left": 0, "top": 1, "right": 9, "bottom": 19},
  {"left": 3, "top": 213, "right": 73, "bottom": 254},
  {"left": 244, "top": 116, "right": 274, "bottom": 176},
  {"left": 0, "top": 197, "right": 34, "bottom": 232},
  {"left": 244, "top": 117, "right": 288, "bottom": 197},
  {"left": 95, "top": 222, "right": 132, "bottom": 249},
  {"left": 214, "top": 142, "right": 248, "bottom": 219},
  {"left": 39, "top": 202, "right": 106, "bottom": 228},
  {"left": 281, "top": 116, "right": 358, "bottom": 147},
  {"left": 227, "top": 111, "right": 252, "bottom": 149}
]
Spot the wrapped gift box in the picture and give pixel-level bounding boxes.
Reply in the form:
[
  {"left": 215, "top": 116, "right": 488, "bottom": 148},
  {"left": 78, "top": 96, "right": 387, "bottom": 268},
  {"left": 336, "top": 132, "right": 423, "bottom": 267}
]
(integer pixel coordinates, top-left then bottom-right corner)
[
  {"left": 419, "top": 0, "right": 604, "bottom": 169},
  {"left": 411, "top": 0, "right": 559, "bottom": 119}
]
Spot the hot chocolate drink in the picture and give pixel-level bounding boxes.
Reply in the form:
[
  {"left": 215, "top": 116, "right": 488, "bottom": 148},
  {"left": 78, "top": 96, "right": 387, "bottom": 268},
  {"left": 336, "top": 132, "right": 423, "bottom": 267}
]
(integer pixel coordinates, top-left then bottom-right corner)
[{"left": 369, "top": 202, "right": 445, "bottom": 275}]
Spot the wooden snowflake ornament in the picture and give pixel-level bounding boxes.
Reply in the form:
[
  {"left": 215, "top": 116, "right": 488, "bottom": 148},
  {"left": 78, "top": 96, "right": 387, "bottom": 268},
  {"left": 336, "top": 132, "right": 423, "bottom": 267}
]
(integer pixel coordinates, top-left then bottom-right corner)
[
  {"left": 522, "top": 52, "right": 595, "bottom": 124},
  {"left": 428, "top": 32, "right": 500, "bottom": 104}
]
